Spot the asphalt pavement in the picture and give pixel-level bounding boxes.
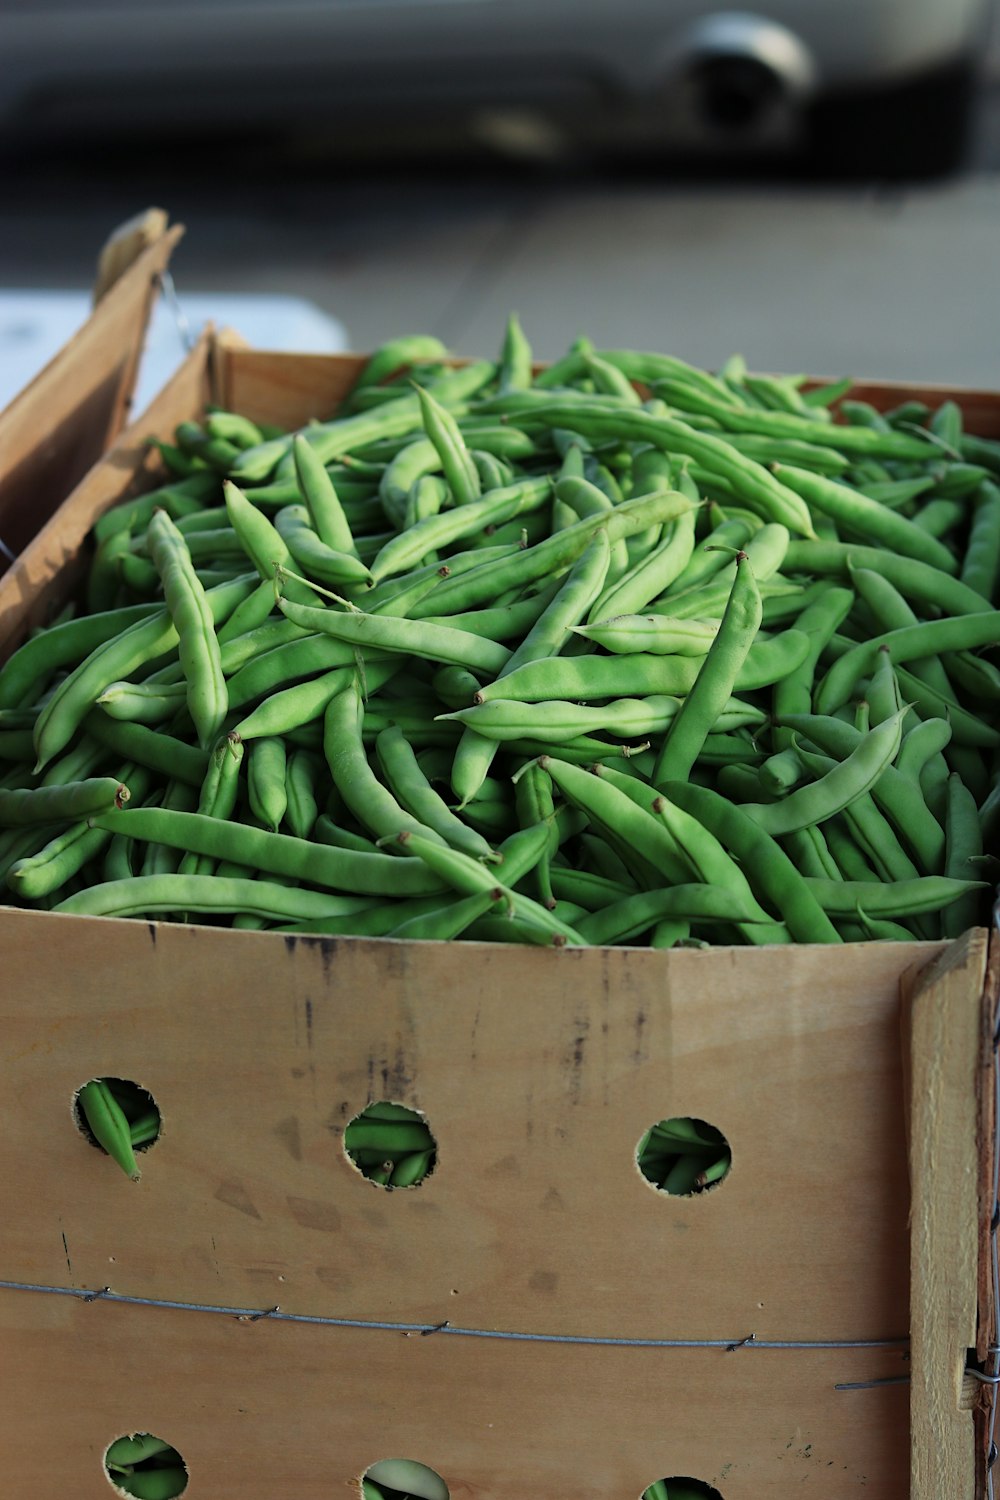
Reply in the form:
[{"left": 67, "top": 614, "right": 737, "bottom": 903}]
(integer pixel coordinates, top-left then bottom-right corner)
[{"left": 1, "top": 56, "right": 998, "bottom": 394}]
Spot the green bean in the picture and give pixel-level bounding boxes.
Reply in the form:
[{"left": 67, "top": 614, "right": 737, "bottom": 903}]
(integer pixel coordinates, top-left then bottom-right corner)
[
  {"left": 352, "top": 334, "right": 449, "bottom": 392},
  {"left": 178, "top": 731, "right": 245, "bottom": 878},
  {"left": 576, "top": 883, "right": 773, "bottom": 945},
  {"left": 93, "top": 805, "right": 447, "bottom": 896},
  {"left": 370, "top": 476, "right": 549, "bottom": 583},
  {"left": 650, "top": 379, "right": 937, "bottom": 459},
  {"left": 660, "top": 780, "right": 841, "bottom": 943},
  {"left": 292, "top": 433, "right": 362, "bottom": 559},
  {"left": 0, "top": 777, "right": 129, "bottom": 826},
  {"left": 96, "top": 678, "right": 188, "bottom": 725},
  {"left": 277, "top": 596, "right": 509, "bottom": 676},
  {"left": 782, "top": 539, "right": 991, "bottom": 619},
  {"left": 77, "top": 1079, "right": 139, "bottom": 1180},
  {"left": 572, "top": 615, "right": 719, "bottom": 656},
  {"left": 418, "top": 581, "right": 563, "bottom": 644},
  {"left": 31, "top": 573, "right": 254, "bottom": 771},
  {"left": 375, "top": 725, "right": 495, "bottom": 860},
  {"left": 652, "top": 551, "right": 761, "bottom": 786},
  {"left": 476, "top": 629, "right": 809, "bottom": 703},
  {"left": 775, "top": 710, "right": 944, "bottom": 872},
  {"left": 324, "top": 680, "right": 450, "bottom": 847},
  {"left": 805, "top": 873, "right": 985, "bottom": 920},
  {"left": 772, "top": 464, "right": 957, "bottom": 574},
  {"left": 738, "top": 706, "right": 908, "bottom": 836},
  {"left": 147, "top": 509, "right": 228, "bottom": 750},
  {"left": 416, "top": 383, "right": 481, "bottom": 507},
  {"left": 816, "top": 612, "right": 1000, "bottom": 715},
  {"left": 770, "top": 585, "right": 854, "bottom": 751},
  {"left": 283, "top": 748, "right": 323, "bottom": 840},
  {"left": 232, "top": 663, "right": 361, "bottom": 741},
  {"left": 0, "top": 602, "right": 161, "bottom": 711},
  {"left": 409, "top": 489, "right": 696, "bottom": 619},
  {"left": 245, "top": 738, "right": 286, "bottom": 832},
  {"left": 227, "top": 632, "right": 397, "bottom": 716},
  {"left": 275, "top": 505, "right": 374, "bottom": 589},
  {"left": 960, "top": 481, "right": 1000, "bottom": 602},
  {"left": 94, "top": 474, "right": 218, "bottom": 543},
  {"left": 392, "top": 827, "right": 584, "bottom": 945},
  {"left": 234, "top": 360, "right": 495, "bottom": 480},
  {"left": 53, "top": 873, "right": 374, "bottom": 925},
  {"left": 85, "top": 713, "right": 210, "bottom": 786},
  {"left": 943, "top": 773, "right": 985, "bottom": 937},
  {"left": 583, "top": 761, "right": 787, "bottom": 943},
  {"left": 848, "top": 567, "right": 957, "bottom": 707}
]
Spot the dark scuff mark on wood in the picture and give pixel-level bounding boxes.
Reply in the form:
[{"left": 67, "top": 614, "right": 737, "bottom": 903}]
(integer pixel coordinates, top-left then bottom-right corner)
[
  {"left": 147, "top": 922, "right": 156, "bottom": 945},
  {"left": 633, "top": 1006, "right": 648, "bottom": 1065},
  {"left": 286, "top": 1196, "right": 341, "bottom": 1232},
  {"left": 215, "top": 1179, "right": 263, "bottom": 1220},
  {"left": 61, "top": 1232, "right": 71, "bottom": 1274},
  {"left": 274, "top": 1115, "right": 302, "bottom": 1160},
  {"left": 304, "top": 996, "right": 313, "bottom": 1049}
]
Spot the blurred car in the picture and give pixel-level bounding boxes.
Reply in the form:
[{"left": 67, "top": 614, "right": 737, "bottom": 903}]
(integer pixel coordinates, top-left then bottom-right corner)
[{"left": 0, "top": 0, "right": 993, "bottom": 175}]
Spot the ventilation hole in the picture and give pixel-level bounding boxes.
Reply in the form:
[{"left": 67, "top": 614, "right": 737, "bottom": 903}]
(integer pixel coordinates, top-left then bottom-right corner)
[
  {"left": 75, "top": 1078, "right": 161, "bottom": 1182},
  {"left": 636, "top": 1116, "right": 731, "bottom": 1196},
  {"left": 641, "top": 1479, "right": 724, "bottom": 1500},
  {"left": 104, "top": 1433, "right": 188, "bottom": 1497},
  {"left": 361, "top": 1458, "right": 449, "bottom": 1500},
  {"left": 344, "top": 1101, "right": 437, "bottom": 1189}
]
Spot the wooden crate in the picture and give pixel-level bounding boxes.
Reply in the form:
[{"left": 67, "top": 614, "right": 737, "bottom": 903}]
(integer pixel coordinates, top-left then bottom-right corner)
[
  {"left": 0, "top": 209, "right": 182, "bottom": 573},
  {"left": 0, "top": 335, "right": 997, "bottom": 1499}
]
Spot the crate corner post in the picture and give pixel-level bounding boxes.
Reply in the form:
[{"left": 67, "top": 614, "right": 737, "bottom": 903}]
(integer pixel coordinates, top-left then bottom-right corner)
[{"left": 905, "top": 928, "right": 994, "bottom": 1500}]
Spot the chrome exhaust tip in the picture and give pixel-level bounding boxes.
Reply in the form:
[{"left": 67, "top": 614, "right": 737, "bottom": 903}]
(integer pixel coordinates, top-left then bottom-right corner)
[{"left": 667, "top": 13, "right": 817, "bottom": 145}]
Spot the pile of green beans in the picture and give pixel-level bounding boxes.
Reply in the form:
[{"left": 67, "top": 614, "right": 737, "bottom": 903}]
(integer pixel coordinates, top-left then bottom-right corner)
[{"left": 2, "top": 321, "right": 999, "bottom": 950}]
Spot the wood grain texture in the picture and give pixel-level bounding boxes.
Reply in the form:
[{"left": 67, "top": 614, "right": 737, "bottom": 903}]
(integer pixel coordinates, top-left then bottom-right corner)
[
  {"left": 905, "top": 929, "right": 989, "bottom": 1500},
  {"left": 0, "top": 221, "right": 183, "bottom": 564},
  {"left": 0, "top": 1290, "right": 911, "bottom": 1500},
  {"left": 92, "top": 208, "right": 170, "bottom": 304},
  {"left": 1, "top": 909, "right": 938, "bottom": 1344}
]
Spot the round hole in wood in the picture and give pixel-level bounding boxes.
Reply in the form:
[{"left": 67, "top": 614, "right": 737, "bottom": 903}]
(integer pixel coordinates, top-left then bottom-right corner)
[
  {"left": 361, "top": 1458, "right": 449, "bottom": 1499},
  {"left": 103, "top": 1432, "right": 188, "bottom": 1496},
  {"left": 636, "top": 1116, "right": 731, "bottom": 1196},
  {"left": 640, "top": 1478, "right": 724, "bottom": 1500},
  {"left": 343, "top": 1101, "right": 437, "bottom": 1190},
  {"left": 73, "top": 1077, "right": 161, "bottom": 1177}
]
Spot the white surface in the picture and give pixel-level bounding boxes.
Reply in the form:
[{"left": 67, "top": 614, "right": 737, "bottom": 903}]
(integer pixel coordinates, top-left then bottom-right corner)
[{"left": 0, "top": 289, "right": 350, "bottom": 416}]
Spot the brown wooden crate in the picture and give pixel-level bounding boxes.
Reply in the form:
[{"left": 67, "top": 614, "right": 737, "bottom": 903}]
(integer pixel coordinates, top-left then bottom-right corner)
[{"left": 0, "top": 336, "right": 995, "bottom": 1499}]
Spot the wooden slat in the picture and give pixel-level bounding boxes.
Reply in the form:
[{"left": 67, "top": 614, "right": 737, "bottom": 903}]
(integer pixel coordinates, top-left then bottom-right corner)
[
  {"left": 906, "top": 929, "right": 989, "bottom": 1500},
  {"left": 0, "top": 330, "right": 212, "bottom": 662},
  {"left": 0, "top": 219, "right": 183, "bottom": 566}
]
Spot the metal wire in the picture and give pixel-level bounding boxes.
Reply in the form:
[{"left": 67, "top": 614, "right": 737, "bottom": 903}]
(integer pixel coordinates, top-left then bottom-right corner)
[
  {"left": 156, "top": 270, "right": 195, "bottom": 353},
  {"left": 0, "top": 1278, "right": 907, "bottom": 1359}
]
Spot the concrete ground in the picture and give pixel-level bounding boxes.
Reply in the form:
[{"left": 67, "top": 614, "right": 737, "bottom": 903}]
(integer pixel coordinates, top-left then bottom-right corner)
[{"left": 1, "top": 25, "right": 999, "bottom": 394}]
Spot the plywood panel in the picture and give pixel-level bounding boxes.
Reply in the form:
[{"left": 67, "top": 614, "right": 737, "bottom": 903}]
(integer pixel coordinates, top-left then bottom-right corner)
[
  {"left": 0, "top": 1289, "right": 910, "bottom": 1499},
  {"left": 0, "top": 908, "right": 943, "bottom": 1344}
]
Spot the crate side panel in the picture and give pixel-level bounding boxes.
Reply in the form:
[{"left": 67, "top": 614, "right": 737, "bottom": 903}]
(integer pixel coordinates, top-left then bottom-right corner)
[
  {"left": 0, "top": 908, "right": 942, "bottom": 1341},
  {"left": 216, "top": 347, "right": 369, "bottom": 430},
  {"left": 0, "top": 1290, "right": 909, "bottom": 1499},
  {"left": 0, "top": 226, "right": 183, "bottom": 563},
  {"left": 0, "top": 332, "right": 212, "bottom": 663}
]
